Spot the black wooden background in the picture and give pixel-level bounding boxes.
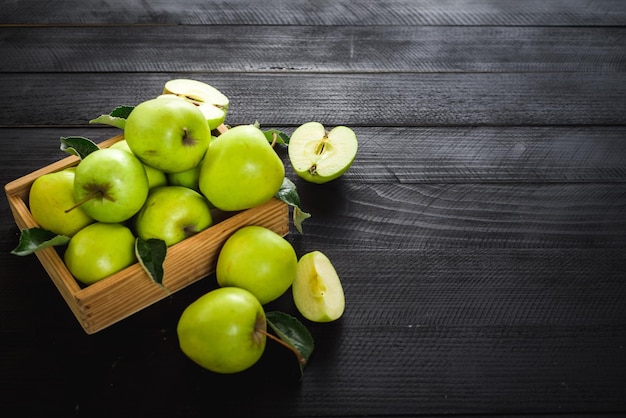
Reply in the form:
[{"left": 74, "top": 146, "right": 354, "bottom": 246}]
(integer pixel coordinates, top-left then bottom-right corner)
[{"left": 1, "top": 1, "right": 625, "bottom": 417}]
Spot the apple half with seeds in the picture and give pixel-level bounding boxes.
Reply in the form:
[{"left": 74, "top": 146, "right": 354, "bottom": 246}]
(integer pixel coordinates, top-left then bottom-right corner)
[
  {"left": 292, "top": 251, "right": 345, "bottom": 322},
  {"left": 161, "top": 78, "right": 229, "bottom": 130},
  {"left": 288, "top": 122, "right": 358, "bottom": 184}
]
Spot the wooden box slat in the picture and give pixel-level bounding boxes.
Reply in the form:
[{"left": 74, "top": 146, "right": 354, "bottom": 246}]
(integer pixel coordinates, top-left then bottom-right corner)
[{"left": 4, "top": 134, "right": 290, "bottom": 334}]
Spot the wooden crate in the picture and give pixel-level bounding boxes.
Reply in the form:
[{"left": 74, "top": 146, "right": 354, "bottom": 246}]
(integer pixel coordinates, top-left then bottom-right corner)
[{"left": 4, "top": 133, "right": 290, "bottom": 334}]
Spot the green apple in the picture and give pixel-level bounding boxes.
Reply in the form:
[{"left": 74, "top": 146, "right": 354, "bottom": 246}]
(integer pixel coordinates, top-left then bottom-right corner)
[
  {"left": 199, "top": 125, "right": 285, "bottom": 211},
  {"left": 134, "top": 186, "right": 213, "bottom": 246},
  {"left": 292, "top": 251, "right": 345, "bottom": 322},
  {"left": 216, "top": 225, "right": 297, "bottom": 304},
  {"left": 109, "top": 139, "right": 168, "bottom": 188},
  {"left": 161, "top": 78, "right": 229, "bottom": 130},
  {"left": 29, "top": 168, "right": 94, "bottom": 237},
  {"left": 288, "top": 122, "right": 358, "bottom": 184},
  {"left": 64, "top": 222, "right": 137, "bottom": 285},
  {"left": 177, "top": 287, "right": 267, "bottom": 374},
  {"left": 124, "top": 97, "right": 211, "bottom": 173},
  {"left": 167, "top": 161, "right": 202, "bottom": 192},
  {"left": 72, "top": 148, "right": 149, "bottom": 223}
]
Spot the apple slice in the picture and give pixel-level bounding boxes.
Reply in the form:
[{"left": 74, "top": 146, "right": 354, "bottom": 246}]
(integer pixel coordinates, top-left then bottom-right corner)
[
  {"left": 161, "top": 79, "right": 229, "bottom": 130},
  {"left": 292, "top": 251, "right": 345, "bottom": 322},
  {"left": 288, "top": 122, "right": 358, "bottom": 184}
]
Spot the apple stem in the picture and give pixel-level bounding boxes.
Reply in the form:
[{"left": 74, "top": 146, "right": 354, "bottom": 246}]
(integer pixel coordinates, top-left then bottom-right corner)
[
  {"left": 258, "top": 329, "right": 307, "bottom": 365},
  {"left": 182, "top": 127, "right": 198, "bottom": 146},
  {"left": 64, "top": 190, "right": 102, "bottom": 213}
]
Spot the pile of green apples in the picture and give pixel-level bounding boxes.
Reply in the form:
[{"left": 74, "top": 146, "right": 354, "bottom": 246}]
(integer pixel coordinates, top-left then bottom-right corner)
[
  {"left": 179, "top": 226, "right": 346, "bottom": 374},
  {"left": 21, "top": 78, "right": 359, "bottom": 375}
]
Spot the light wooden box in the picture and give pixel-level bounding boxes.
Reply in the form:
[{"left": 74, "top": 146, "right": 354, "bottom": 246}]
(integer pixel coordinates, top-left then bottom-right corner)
[{"left": 5, "top": 133, "right": 289, "bottom": 334}]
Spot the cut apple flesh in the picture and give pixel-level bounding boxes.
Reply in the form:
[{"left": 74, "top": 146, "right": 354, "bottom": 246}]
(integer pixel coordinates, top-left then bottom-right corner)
[
  {"left": 161, "top": 79, "right": 229, "bottom": 130},
  {"left": 163, "top": 79, "right": 229, "bottom": 109},
  {"left": 160, "top": 94, "right": 225, "bottom": 119},
  {"left": 292, "top": 251, "right": 345, "bottom": 322},
  {"left": 288, "top": 122, "right": 357, "bottom": 182}
]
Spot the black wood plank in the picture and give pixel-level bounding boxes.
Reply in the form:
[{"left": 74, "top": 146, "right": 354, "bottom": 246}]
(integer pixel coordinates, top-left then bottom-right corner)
[
  {"left": 328, "top": 248, "right": 626, "bottom": 327},
  {"left": 0, "top": 128, "right": 118, "bottom": 184},
  {"left": 1, "top": 73, "right": 625, "bottom": 127},
  {"left": 288, "top": 182, "right": 626, "bottom": 250},
  {"left": 2, "top": 26, "right": 624, "bottom": 73},
  {"left": 2, "top": 0, "right": 625, "bottom": 26},
  {"left": 3, "top": 126, "right": 626, "bottom": 187},
  {"left": 346, "top": 126, "right": 626, "bottom": 184}
]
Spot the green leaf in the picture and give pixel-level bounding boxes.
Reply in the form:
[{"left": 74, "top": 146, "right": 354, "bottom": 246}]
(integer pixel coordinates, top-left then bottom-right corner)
[
  {"left": 293, "top": 206, "right": 312, "bottom": 232},
  {"left": 263, "top": 129, "right": 290, "bottom": 146},
  {"left": 60, "top": 136, "right": 100, "bottom": 159},
  {"left": 275, "top": 177, "right": 302, "bottom": 207},
  {"left": 252, "top": 121, "right": 290, "bottom": 146},
  {"left": 11, "top": 227, "right": 70, "bottom": 256},
  {"left": 89, "top": 105, "right": 135, "bottom": 129},
  {"left": 275, "top": 177, "right": 311, "bottom": 233},
  {"left": 135, "top": 237, "right": 168, "bottom": 290},
  {"left": 266, "top": 311, "right": 314, "bottom": 378}
]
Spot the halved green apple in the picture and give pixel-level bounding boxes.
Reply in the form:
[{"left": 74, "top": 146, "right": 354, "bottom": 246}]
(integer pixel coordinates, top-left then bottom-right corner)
[
  {"left": 160, "top": 79, "right": 229, "bottom": 130},
  {"left": 288, "top": 122, "right": 357, "bottom": 184},
  {"left": 292, "top": 251, "right": 345, "bottom": 322}
]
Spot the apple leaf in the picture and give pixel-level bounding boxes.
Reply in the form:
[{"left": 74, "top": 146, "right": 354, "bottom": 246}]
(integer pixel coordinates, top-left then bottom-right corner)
[
  {"left": 263, "top": 129, "right": 290, "bottom": 146},
  {"left": 89, "top": 105, "right": 135, "bottom": 129},
  {"left": 135, "top": 237, "right": 168, "bottom": 290},
  {"left": 60, "top": 136, "right": 100, "bottom": 159},
  {"left": 11, "top": 227, "right": 70, "bottom": 256},
  {"left": 293, "top": 206, "right": 312, "bottom": 234},
  {"left": 252, "top": 121, "right": 290, "bottom": 146},
  {"left": 266, "top": 311, "right": 314, "bottom": 378},
  {"left": 275, "top": 177, "right": 311, "bottom": 233}
]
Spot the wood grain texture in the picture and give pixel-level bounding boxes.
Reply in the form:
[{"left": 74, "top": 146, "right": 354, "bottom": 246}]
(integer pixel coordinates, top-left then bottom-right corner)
[
  {"left": 1, "top": 73, "right": 625, "bottom": 127},
  {"left": 288, "top": 182, "right": 626, "bottom": 250},
  {"left": 1, "top": 248, "right": 624, "bottom": 416},
  {"left": 2, "top": 26, "right": 624, "bottom": 73},
  {"left": 2, "top": 0, "right": 625, "bottom": 26},
  {"left": 344, "top": 126, "right": 626, "bottom": 183},
  {"left": 4, "top": 126, "right": 625, "bottom": 185},
  {"left": 330, "top": 248, "right": 626, "bottom": 326}
]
